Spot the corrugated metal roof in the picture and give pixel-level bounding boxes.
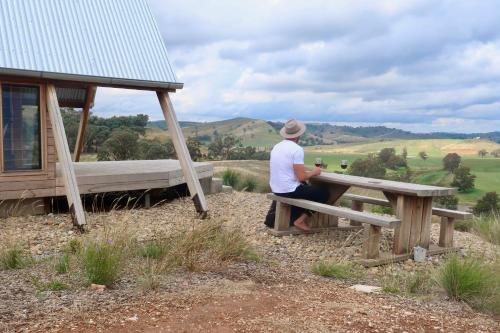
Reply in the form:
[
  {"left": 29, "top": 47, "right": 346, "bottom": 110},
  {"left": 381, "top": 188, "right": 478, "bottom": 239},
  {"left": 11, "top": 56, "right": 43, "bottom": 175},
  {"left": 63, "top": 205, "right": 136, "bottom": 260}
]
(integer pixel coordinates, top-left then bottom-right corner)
[{"left": 0, "top": 0, "right": 182, "bottom": 90}]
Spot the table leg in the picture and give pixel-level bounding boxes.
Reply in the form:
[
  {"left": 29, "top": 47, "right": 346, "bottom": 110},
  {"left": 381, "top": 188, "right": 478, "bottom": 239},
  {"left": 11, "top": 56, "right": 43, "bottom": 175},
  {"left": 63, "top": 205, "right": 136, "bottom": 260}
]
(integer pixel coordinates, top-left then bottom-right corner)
[{"left": 309, "top": 183, "right": 350, "bottom": 228}]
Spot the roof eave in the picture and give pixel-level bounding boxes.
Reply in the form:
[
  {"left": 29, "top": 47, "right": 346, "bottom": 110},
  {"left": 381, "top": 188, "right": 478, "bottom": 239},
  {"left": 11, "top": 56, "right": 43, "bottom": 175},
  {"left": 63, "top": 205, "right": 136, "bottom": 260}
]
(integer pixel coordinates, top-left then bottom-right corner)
[{"left": 0, "top": 68, "right": 184, "bottom": 91}]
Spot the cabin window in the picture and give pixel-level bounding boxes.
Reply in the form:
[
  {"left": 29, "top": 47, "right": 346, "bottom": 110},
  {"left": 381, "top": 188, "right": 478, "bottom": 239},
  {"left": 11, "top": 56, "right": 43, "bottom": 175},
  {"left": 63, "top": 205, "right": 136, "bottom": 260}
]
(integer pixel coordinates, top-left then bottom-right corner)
[{"left": 1, "top": 84, "right": 42, "bottom": 171}]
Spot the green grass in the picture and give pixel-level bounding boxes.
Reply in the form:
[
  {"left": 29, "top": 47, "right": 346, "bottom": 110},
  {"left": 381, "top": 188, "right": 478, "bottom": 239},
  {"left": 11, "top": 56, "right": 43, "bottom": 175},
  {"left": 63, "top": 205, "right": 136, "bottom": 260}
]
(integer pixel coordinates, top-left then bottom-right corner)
[
  {"left": 237, "top": 175, "right": 258, "bottom": 192},
  {"left": 381, "top": 270, "right": 433, "bottom": 295},
  {"left": 471, "top": 214, "right": 500, "bottom": 245},
  {"left": 54, "top": 253, "right": 70, "bottom": 274},
  {"left": 45, "top": 280, "right": 69, "bottom": 291},
  {"left": 437, "top": 255, "right": 499, "bottom": 313},
  {"left": 139, "top": 240, "right": 169, "bottom": 260},
  {"left": 0, "top": 243, "right": 31, "bottom": 270},
  {"left": 312, "top": 261, "right": 363, "bottom": 280},
  {"left": 221, "top": 169, "right": 241, "bottom": 188}
]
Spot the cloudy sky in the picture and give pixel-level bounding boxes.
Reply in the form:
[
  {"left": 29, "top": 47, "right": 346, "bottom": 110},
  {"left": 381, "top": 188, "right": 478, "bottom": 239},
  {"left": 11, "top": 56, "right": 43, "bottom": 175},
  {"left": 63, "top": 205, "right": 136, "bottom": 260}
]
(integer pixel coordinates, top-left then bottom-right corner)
[{"left": 93, "top": 0, "right": 500, "bottom": 133}]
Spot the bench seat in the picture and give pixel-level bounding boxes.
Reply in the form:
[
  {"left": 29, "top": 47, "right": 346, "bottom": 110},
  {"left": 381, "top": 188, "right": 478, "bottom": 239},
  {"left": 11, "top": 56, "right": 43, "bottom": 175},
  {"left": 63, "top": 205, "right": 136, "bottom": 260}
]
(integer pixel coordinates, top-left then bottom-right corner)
[
  {"left": 342, "top": 193, "right": 473, "bottom": 248},
  {"left": 268, "top": 193, "right": 400, "bottom": 259}
]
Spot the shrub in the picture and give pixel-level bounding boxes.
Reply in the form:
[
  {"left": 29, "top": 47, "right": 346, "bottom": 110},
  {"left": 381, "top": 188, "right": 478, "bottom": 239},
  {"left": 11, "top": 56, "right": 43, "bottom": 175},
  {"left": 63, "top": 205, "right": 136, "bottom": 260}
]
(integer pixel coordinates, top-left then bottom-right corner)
[
  {"left": 434, "top": 195, "right": 459, "bottom": 210},
  {"left": 454, "top": 219, "right": 473, "bottom": 232},
  {"left": 312, "top": 261, "right": 363, "bottom": 280},
  {"left": 348, "top": 157, "right": 386, "bottom": 179},
  {"left": 221, "top": 169, "right": 241, "bottom": 188},
  {"left": 79, "top": 228, "right": 134, "bottom": 286},
  {"left": 443, "top": 153, "right": 461, "bottom": 172},
  {"left": 437, "top": 255, "right": 499, "bottom": 313},
  {"left": 0, "top": 243, "right": 30, "bottom": 270},
  {"left": 451, "top": 166, "right": 476, "bottom": 192},
  {"left": 471, "top": 214, "right": 500, "bottom": 245},
  {"left": 238, "top": 176, "right": 258, "bottom": 192},
  {"left": 473, "top": 192, "right": 499, "bottom": 216},
  {"left": 67, "top": 238, "right": 82, "bottom": 254}
]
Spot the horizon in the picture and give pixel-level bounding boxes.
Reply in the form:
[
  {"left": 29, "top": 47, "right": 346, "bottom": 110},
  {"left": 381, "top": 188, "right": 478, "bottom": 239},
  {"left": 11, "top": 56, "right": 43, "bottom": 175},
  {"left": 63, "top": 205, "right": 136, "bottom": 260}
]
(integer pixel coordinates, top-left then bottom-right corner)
[{"left": 93, "top": 0, "right": 500, "bottom": 134}]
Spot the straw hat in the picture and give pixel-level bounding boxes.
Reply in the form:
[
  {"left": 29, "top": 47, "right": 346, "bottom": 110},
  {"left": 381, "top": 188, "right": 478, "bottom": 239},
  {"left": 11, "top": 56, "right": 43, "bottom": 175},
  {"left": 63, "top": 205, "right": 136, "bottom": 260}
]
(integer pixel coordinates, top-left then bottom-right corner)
[{"left": 279, "top": 119, "right": 306, "bottom": 139}]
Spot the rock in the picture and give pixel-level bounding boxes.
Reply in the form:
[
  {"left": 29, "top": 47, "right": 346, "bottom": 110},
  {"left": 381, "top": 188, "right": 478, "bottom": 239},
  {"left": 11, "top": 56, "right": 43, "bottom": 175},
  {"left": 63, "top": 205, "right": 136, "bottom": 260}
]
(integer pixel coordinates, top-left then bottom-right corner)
[
  {"left": 221, "top": 185, "right": 233, "bottom": 193},
  {"left": 126, "top": 314, "right": 139, "bottom": 322},
  {"left": 90, "top": 284, "right": 106, "bottom": 292},
  {"left": 349, "top": 284, "right": 382, "bottom": 293}
]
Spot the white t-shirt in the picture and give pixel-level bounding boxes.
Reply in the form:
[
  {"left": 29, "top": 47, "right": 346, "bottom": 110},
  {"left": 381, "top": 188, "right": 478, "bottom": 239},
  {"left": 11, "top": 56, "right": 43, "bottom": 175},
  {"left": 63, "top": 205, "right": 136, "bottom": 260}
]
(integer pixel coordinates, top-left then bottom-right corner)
[{"left": 269, "top": 140, "right": 304, "bottom": 193}]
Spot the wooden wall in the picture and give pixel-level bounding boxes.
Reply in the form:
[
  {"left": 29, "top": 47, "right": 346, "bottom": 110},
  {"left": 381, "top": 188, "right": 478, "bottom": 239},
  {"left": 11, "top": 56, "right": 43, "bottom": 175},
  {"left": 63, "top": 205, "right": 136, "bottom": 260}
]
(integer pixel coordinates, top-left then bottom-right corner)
[{"left": 0, "top": 84, "right": 57, "bottom": 201}]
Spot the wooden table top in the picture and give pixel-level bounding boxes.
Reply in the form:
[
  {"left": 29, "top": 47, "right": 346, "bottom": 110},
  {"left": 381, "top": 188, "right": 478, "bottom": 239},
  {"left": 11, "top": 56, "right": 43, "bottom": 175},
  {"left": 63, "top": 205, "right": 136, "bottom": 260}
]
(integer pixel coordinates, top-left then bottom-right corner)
[{"left": 313, "top": 172, "right": 456, "bottom": 197}]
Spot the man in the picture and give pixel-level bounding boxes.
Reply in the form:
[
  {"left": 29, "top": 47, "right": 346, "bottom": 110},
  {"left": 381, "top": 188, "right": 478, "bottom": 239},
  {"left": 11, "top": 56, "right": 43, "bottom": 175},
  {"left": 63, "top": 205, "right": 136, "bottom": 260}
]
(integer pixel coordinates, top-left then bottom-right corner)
[{"left": 268, "top": 119, "right": 330, "bottom": 231}]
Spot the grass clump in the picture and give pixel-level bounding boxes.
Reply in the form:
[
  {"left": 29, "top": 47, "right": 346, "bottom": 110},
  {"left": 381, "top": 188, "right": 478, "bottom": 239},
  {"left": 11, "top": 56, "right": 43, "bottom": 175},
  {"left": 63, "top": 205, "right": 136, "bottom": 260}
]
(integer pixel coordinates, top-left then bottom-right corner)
[
  {"left": 471, "top": 214, "right": 500, "bottom": 245},
  {"left": 54, "top": 253, "right": 70, "bottom": 274},
  {"left": 437, "top": 255, "right": 499, "bottom": 313},
  {"left": 222, "top": 169, "right": 241, "bottom": 188},
  {"left": 79, "top": 228, "right": 135, "bottom": 286},
  {"left": 454, "top": 219, "right": 473, "bottom": 232},
  {"left": 0, "top": 242, "right": 30, "bottom": 270},
  {"left": 139, "top": 240, "right": 169, "bottom": 259},
  {"left": 312, "top": 261, "right": 363, "bottom": 280},
  {"left": 237, "top": 175, "right": 258, "bottom": 192},
  {"left": 381, "top": 270, "right": 432, "bottom": 295},
  {"left": 45, "top": 280, "right": 69, "bottom": 291},
  {"left": 67, "top": 238, "right": 82, "bottom": 254}
]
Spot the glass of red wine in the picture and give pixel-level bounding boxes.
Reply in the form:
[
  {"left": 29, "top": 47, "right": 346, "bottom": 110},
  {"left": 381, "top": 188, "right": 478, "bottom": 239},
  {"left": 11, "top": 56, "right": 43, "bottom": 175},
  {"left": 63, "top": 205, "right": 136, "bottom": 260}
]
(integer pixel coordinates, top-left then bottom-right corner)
[
  {"left": 314, "top": 157, "right": 322, "bottom": 168},
  {"left": 340, "top": 160, "right": 348, "bottom": 170}
]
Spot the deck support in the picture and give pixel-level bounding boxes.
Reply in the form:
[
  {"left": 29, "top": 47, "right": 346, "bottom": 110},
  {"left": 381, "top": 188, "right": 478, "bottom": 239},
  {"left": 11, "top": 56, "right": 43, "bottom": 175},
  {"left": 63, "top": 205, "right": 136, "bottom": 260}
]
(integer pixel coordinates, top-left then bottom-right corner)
[
  {"left": 157, "top": 91, "right": 208, "bottom": 216},
  {"left": 73, "top": 86, "right": 97, "bottom": 162},
  {"left": 46, "top": 84, "right": 86, "bottom": 226}
]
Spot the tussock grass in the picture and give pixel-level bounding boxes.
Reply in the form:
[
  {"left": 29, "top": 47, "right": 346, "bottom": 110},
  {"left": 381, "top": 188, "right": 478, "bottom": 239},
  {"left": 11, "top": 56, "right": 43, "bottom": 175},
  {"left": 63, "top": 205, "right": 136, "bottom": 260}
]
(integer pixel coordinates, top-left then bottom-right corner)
[
  {"left": 54, "top": 253, "right": 70, "bottom": 274},
  {"left": 381, "top": 270, "right": 432, "bottom": 295},
  {"left": 471, "top": 214, "right": 500, "bottom": 245},
  {"left": 238, "top": 175, "right": 258, "bottom": 192},
  {"left": 0, "top": 242, "right": 31, "bottom": 270},
  {"left": 437, "top": 255, "right": 499, "bottom": 314},
  {"left": 79, "top": 227, "right": 136, "bottom": 286},
  {"left": 139, "top": 240, "right": 170, "bottom": 260},
  {"left": 222, "top": 169, "right": 241, "bottom": 188},
  {"left": 312, "top": 260, "right": 363, "bottom": 280}
]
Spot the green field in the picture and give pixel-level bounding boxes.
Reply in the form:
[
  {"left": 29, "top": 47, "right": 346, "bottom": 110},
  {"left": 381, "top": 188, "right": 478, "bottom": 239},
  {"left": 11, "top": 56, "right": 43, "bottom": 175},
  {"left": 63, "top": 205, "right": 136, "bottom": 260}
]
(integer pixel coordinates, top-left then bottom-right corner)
[{"left": 305, "top": 139, "right": 500, "bottom": 205}]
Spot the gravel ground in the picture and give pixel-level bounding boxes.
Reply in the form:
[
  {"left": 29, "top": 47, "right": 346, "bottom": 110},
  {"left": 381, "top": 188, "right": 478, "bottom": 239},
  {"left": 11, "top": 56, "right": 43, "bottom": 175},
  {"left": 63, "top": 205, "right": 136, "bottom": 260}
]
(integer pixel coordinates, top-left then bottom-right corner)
[{"left": 0, "top": 192, "right": 498, "bottom": 332}]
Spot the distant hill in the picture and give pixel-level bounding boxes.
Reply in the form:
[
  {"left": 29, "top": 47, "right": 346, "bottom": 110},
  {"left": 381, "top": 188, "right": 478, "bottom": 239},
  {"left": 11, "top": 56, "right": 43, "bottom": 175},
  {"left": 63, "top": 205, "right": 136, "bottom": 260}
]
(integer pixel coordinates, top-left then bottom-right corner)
[{"left": 147, "top": 117, "right": 500, "bottom": 147}]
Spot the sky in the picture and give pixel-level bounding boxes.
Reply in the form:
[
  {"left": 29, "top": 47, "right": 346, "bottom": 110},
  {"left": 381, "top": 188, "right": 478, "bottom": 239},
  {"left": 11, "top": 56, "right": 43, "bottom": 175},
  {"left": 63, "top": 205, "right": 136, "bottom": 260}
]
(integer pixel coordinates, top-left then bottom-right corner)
[{"left": 93, "top": 0, "right": 500, "bottom": 134}]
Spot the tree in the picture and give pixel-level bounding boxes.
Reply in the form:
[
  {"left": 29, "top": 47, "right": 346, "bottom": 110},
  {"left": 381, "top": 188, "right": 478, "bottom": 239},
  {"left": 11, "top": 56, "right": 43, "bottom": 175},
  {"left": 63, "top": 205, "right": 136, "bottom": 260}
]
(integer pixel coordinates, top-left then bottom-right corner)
[
  {"left": 451, "top": 166, "right": 476, "bottom": 192},
  {"left": 186, "top": 137, "right": 202, "bottom": 161},
  {"left": 207, "top": 135, "right": 240, "bottom": 160},
  {"left": 348, "top": 157, "right": 386, "bottom": 179},
  {"left": 473, "top": 192, "right": 499, "bottom": 215},
  {"left": 418, "top": 151, "right": 428, "bottom": 161},
  {"left": 139, "top": 139, "right": 175, "bottom": 160},
  {"left": 491, "top": 149, "right": 500, "bottom": 158},
  {"left": 443, "top": 153, "right": 461, "bottom": 172},
  {"left": 378, "top": 148, "right": 396, "bottom": 164},
  {"left": 97, "top": 129, "right": 140, "bottom": 161},
  {"left": 434, "top": 195, "right": 458, "bottom": 210},
  {"left": 478, "top": 149, "right": 488, "bottom": 158}
]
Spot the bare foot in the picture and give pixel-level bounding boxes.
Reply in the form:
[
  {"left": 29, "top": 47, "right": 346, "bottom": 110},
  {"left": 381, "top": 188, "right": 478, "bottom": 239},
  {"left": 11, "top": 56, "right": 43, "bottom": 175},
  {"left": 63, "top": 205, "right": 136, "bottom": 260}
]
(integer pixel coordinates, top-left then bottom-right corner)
[{"left": 293, "top": 215, "right": 311, "bottom": 232}]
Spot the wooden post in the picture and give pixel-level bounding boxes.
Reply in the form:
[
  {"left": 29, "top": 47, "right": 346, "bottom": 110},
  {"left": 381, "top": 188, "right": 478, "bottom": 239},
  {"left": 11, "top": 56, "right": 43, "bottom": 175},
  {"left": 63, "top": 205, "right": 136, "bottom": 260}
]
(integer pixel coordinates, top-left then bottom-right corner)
[
  {"left": 157, "top": 91, "right": 208, "bottom": 216},
  {"left": 419, "top": 197, "right": 433, "bottom": 249},
  {"left": 275, "top": 202, "right": 291, "bottom": 231},
  {"left": 46, "top": 84, "right": 86, "bottom": 226},
  {"left": 73, "top": 86, "right": 97, "bottom": 162},
  {"left": 439, "top": 216, "right": 455, "bottom": 248},
  {"left": 393, "top": 195, "right": 412, "bottom": 255},
  {"left": 363, "top": 225, "right": 381, "bottom": 259},
  {"left": 350, "top": 200, "right": 363, "bottom": 226}
]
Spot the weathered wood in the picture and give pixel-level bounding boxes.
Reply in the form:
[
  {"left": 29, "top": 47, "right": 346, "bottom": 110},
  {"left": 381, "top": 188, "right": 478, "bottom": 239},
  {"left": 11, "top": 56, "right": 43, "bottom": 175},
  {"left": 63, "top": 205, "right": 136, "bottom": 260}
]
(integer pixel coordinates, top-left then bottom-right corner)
[
  {"left": 363, "top": 225, "right": 381, "bottom": 259},
  {"left": 393, "top": 195, "right": 412, "bottom": 254},
  {"left": 73, "top": 85, "right": 96, "bottom": 162},
  {"left": 275, "top": 202, "right": 291, "bottom": 231},
  {"left": 268, "top": 194, "right": 400, "bottom": 228},
  {"left": 46, "top": 84, "right": 86, "bottom": 226},
  {"left": 350, "top": 200, "right": 363, "bottom": 226},
  {"left": 439, "top": 216, "right": 455, "bottom": 248},
  {"left": 432, "top": 207, "right": 473, "bottom": 219},
  {"left": 345, "top": 194, "right": 391, "bottom": 207},
  {"left": 157, "top": 91, "right": 208, "bottom": 216},
  {"left": 419, "top": 197, "right": 433, "bottom": 249},
  {"left": 408, "top": 197, "right": 424, "bottom": 249},
  {"left": 268, "top": 225, "right": 362, "bottom": 237}
]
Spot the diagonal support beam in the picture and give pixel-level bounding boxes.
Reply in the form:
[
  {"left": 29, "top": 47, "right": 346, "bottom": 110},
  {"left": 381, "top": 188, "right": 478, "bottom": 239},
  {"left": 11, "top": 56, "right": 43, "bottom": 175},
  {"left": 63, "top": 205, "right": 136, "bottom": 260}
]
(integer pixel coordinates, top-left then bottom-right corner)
[
  {"left": 73, "top": 85, "right": 97, "bottom": 162},
  {"left": 157, "top": 91, "right": 208, "bottom": 216},
  {"left": 46, "top": 84, "right": 86, "bottom": 226}
]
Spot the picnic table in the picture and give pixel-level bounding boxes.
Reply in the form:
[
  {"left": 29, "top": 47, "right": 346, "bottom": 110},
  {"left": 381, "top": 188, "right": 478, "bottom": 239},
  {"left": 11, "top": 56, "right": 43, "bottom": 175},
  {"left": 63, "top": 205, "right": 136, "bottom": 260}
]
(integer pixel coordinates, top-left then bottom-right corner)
[{"left": 310, "top": 172, "right": 456, "bottom": 255}]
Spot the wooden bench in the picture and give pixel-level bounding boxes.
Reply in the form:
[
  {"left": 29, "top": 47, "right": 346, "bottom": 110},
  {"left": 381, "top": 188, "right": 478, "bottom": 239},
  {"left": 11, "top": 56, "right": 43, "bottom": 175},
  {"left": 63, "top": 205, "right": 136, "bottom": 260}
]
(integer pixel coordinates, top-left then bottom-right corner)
[
  {"left": 267, "top": 194, "right": 400, "bottom": 259},
  {"left": 343, "top": 193, "right": 473, "bottom": 248}
]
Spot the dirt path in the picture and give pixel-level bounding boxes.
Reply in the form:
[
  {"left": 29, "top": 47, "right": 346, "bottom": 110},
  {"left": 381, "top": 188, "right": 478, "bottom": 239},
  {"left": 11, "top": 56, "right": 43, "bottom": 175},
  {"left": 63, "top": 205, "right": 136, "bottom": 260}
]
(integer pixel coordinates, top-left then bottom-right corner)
[{"left": 55, "top": 279, "right": 498, "bottom": 333}]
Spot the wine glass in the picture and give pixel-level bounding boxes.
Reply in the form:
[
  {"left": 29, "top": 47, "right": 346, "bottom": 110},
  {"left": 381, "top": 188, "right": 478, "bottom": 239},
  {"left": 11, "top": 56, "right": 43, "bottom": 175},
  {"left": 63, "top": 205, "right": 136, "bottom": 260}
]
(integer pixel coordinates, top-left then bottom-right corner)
[
  {"left": 314, "top": 157, "right": 322, "bottom": 168},
  {"left": 340, "top": 160, "right": 348, "bottom": 170}
]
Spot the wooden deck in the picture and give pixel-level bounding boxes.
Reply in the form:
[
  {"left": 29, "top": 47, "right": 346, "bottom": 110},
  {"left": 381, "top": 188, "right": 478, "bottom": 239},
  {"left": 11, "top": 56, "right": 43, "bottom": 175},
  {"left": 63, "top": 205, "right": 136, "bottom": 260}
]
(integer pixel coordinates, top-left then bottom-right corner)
[{"left": 54, "top": 160, "right": 213, "bottom": 196}]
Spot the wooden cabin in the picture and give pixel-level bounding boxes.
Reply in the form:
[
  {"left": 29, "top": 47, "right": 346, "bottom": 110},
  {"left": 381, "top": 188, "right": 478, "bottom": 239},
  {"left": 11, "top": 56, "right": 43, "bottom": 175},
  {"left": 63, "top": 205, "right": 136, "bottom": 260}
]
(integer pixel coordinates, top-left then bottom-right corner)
[{"left": 0, "top": 0, "right": 210, "bottom": 224}]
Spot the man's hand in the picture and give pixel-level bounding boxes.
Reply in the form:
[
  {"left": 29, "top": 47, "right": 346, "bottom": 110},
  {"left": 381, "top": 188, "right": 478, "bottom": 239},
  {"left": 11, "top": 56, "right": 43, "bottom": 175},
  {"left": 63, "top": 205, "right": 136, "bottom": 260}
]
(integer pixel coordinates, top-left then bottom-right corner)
[
  {"left": 312, "top": 166, "right": 322, "bottom": 176},
  {"left": 293, "top": 164, "right": 322, "bottom": 182}
]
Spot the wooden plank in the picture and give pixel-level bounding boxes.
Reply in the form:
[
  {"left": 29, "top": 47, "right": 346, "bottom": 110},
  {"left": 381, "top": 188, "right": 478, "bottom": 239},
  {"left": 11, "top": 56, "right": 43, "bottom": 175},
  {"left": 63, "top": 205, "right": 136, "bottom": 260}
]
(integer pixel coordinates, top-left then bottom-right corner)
[
  {"left": 363, "top": 225, "right": 381, "bottom": 259},
  {"left": 408, "top": 197, "right": 424, "bottom": 250},
  {"left": 46, "top": 84, "right": 86, "bottom": 226},
  {"left": 432, "top": 207, "right": 473, "bottom": 219},
  {"left": 345, "top": 194, "right": 391, "bottom": 207},
  {"left": 268, "top": 194, "right": 400, "bottom": 228},
  {"left": 157, "top": 91, "right": 208, "bottom": 215},
  {"left": 419, "top": 197, "right": 433, "bottom": 249},
  {"left": 0, "top": 188, "right": 57, "bottom": 200},
  {"left": 350, "top": 200, "right": 363, "bottom": 226},
  {"left": 73, "top": 86, "right": 96, "bottom": 162},
  {"left": 314, "top": 172, "right": 456, "bottom": 197},
  {"left": 439, "top": 216, "right": 455, "bottom": 248},
  {"left": 393, "top": 195, "right": 412, "bottom": 254},
  {"left": 275, "top": 202, "right": 291, "bottom": 231}
]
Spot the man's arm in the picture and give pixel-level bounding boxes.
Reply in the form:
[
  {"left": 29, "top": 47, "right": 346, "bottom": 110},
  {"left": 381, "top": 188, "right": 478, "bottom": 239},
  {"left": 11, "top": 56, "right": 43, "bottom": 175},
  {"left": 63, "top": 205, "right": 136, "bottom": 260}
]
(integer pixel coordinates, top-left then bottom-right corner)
[{"left": 293, "top": 164, "right": 321, "bottom": 182}]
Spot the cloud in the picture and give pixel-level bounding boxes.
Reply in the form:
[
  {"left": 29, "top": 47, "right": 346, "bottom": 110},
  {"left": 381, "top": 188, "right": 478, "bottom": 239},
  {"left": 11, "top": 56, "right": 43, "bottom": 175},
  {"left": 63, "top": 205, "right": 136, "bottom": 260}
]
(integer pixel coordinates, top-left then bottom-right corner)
[{"left": 93, "top": 0, "right": 500, "bottom": 133}]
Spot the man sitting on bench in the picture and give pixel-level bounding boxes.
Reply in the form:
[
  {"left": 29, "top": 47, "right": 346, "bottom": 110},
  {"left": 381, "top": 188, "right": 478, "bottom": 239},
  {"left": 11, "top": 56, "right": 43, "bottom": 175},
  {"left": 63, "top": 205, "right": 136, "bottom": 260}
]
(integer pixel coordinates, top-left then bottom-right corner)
[{"left": 268, "top": 119, "right": 330, "bottom": 231}]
